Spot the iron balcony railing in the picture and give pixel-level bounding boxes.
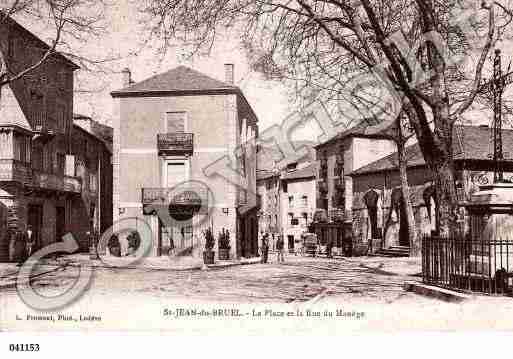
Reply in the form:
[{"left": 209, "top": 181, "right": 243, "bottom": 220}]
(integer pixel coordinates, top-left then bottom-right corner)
[
  {"left": 157, "top": 133, "right": 194, "bottom": 156},
  {"left": 422, "top": 234, "right": 513, "bottom": 295},
  {"left": 328, "top": 209, "right": 345, "bottom": 223},
  {"left": 0, "top": 159, "right": 81, "bottom": 193},
  {"left": 142, "top": 186, "right": 210, "bottom": 218}
]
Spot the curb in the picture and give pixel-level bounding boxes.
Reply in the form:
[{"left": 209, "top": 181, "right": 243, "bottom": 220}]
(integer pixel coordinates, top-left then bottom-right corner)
[
  {"left": 48, "top": 258, "right": 262, "bottom": 271},
  {"left": 403, "top": 281, "right": 472, "bottom": 303},
  {"left": 205, "top": 259, "right": 261, "bottom": 270}
]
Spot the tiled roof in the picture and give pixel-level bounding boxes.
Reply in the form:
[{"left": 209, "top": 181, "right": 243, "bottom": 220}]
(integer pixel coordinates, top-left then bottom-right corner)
[
  {"left": 111, "top": 66, "right": 236, "bottom": 95},
  {"left": 315, "top": 117, "right": 388, "bottom": 148},
  {"left": 351, "top": 125, "right": 513, "bottom": 176},
  {"left": 257, "top": 141, "right": 316, "bottom": 172},
  {"left": 281, "top": 162, "right": 317, "bottom": 180}
]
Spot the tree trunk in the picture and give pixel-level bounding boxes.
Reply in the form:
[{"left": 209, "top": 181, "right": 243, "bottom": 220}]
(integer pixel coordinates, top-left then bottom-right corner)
[
  {"left": 396, "top": 138, "right": 418, "bottom": 256},
  {"left": 432, "top": 159, "right": 459, "bottom": 238}
]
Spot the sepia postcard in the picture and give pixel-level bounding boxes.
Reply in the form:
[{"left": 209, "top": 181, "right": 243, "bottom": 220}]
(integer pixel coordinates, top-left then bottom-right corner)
[{"left": 2, "top": 0, "right": 513, "bottom": 336}]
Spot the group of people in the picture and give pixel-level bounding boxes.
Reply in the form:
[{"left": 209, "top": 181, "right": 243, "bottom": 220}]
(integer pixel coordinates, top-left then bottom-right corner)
[{"left": 260, "top": 232, "right": 285, "bottom": 264}]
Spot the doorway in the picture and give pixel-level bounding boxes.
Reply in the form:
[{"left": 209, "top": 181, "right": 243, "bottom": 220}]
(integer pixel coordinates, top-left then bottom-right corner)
[
  {"left": 287, "top": 235, "right": 295, "bottom": 252},
  {"left": 398, "top": 199, "right": 410, "bottom": 247},
  {"left": 27, "top": 204, "right": 43, "bottom": 249},
  {"left": 56, "top": 206, "right": 65, "bottom": 242}
]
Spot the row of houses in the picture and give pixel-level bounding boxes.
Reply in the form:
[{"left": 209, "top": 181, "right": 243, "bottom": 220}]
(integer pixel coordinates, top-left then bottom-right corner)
[
  {"left": 256, "top": 145, "right": 316, "bottom": 252},
  {"left": 256, "top": 115, "right": 513, "bottom": 257},
  {"left": 313, "top": 122, "right": 513, "bottom": 256},
  {"left": 1, "top": 14, "right": 262, "bottom": 262},
  {"left": 2, "top": 14, "right": 510, "bottom": 262},
  {"left": 0, "top": 16, "right": 113, "bottom": 261}
]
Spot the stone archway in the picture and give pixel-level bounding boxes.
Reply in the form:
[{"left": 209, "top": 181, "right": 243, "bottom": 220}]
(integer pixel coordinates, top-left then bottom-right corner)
[{"left": 384, "top": 188, "right": 410, "bottom": 247}]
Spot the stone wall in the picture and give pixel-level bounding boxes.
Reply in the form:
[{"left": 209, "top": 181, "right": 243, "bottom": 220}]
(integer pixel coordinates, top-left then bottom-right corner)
[{"left": 351, "top": 166, "right": 435, "bottom": 254}]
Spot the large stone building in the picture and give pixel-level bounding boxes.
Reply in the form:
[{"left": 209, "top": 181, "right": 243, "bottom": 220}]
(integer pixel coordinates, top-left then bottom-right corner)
[
  {"left": 0, "top": 16, "right": 85, "bottom": 261},
  {"left": 111, "top": 65, "right": 259, "bottom": 259},
  {"left": 256, "top": 142, "right": 316, "bottom": 252},
  {"left": 349, "top": 125, "right": 513, "bottom": 255},
  {"left": 314, "top": 120, "right": 396, "bottom": 221}
]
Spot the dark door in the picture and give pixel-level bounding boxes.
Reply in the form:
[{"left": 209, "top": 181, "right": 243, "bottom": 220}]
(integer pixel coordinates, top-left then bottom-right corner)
[
  {"left": 287, "top": 235, "right": 294, "bottom": 251},
  {"left": 56, "top": 206, "right": 65, "bottom": 242},
  {"left": 399, "top": 201, "right": 410, "bottom": 247},
  {"left": 250, "top": 217, "right": 257, "bottom": 257},
  {"left": 27, "top": 204, "right": 43, "bottom": 249}
]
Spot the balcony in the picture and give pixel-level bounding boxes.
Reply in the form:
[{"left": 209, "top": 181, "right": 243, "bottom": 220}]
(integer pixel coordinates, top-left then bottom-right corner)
[
  {"left": 142, "top": 185, "right": 209, "bottom": 217},
  {"left": 329, "top": 209, "right": 345, "bottom": 223},
  {"left": 32, "top": 171, "right": 81, "bottom": 193},
  {"left": 157, "top": 133, "right": 193, "bottom": 156},
  {"left": 0, "top": 159, "right": 81, "bottom": 193}
]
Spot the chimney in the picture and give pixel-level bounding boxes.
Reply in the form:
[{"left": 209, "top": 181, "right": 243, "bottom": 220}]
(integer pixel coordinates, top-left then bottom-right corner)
[
  {"left": 224, "top": 63, "right": 234, "bottom": 85},
  {"left": 121, "top": 67, "right": 132, "bottom": 87}
]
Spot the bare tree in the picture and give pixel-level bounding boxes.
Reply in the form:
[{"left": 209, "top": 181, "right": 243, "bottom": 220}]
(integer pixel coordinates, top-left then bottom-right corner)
[
  {"left": 140, "top": 0, "right": 513, "bottom": 236},
  {"left": 0, "top": 1, "right": 109, "bottom": 89}
]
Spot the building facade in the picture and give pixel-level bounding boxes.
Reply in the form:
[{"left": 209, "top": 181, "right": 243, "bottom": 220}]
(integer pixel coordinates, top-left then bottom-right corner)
[
  {"left": 71, "top": 120, "right": 113, "bottom": 248},
  {"left": 314, "top": 121, "right": 396, "bottom": 222},
  {"left": 0, "top": 17, "right": 85, "bottom": 261},
  {"left": 280, "top": 162, "right": 316, "bottom": 253},
  {"left": 111, "top": 65, "right": 259, "bottom": 259},
  {"left": 349, "top": 125, "right": 513, "bottom": 256},
  {"left": 256, "top": 171, "right": 281, "bottom": 246}
]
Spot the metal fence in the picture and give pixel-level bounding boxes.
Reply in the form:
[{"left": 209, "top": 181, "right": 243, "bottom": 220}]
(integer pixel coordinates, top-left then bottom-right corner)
[{"left": 422, "top": 235, "right": 513, "bottom": 295}]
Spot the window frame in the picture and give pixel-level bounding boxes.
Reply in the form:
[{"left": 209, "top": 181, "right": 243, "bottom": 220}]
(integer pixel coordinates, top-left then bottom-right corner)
[
  {"left": 165, "top": 111, "right": 188, "bottom": 133},
  {"left": 161, "top": 158, "right": 190, "bottom": 188}
]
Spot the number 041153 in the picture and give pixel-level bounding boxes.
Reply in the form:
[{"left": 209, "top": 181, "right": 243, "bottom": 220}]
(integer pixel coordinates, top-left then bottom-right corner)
[{"left": 9, "top": 344, "right": 40, "bottom": 352}]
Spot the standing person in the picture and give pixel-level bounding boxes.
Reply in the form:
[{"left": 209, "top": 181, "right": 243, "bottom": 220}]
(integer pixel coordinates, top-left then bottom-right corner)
[
  {"left": 261, "top": 233, "right": 269, "bottom": 264},
  {"left": 15, "top": 230, "right": 25, "bottom": 266},
  {"left": 168, "top": 237, "right": 175, "bottom": 256},
  {"left": 276, "top": 235, "right": 285, "bottom": 263},
  {"left": 25, "top": 225, "right": 35, "bottom": 259},
  {"left": 326, "top": 237, "right": 333, "bottom": 258}
]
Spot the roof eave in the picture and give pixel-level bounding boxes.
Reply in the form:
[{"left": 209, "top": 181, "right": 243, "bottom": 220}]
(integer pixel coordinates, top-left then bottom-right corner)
[
  {"left": 314, "top": 133, "right": 390, "bottom": 149},
  {"left": 110, "top": 87, "right": 239, "bottom": 98},
  {"left": 349, "top": 163, "right": 426, "bottom": 177}
]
